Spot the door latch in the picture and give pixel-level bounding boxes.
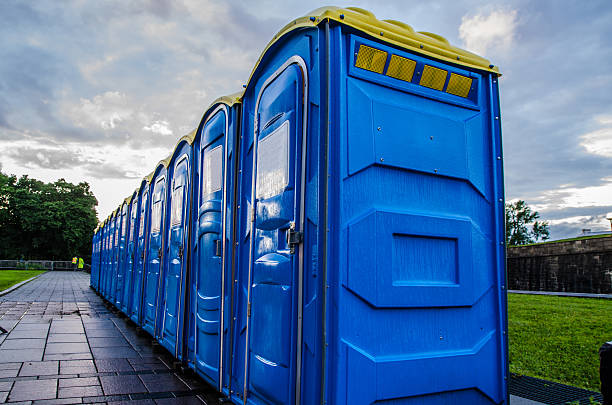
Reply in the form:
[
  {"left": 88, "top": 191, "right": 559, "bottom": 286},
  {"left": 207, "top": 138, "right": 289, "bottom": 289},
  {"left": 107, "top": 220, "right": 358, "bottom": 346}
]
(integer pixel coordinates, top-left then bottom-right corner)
[
  {"left": 158, "top": 247, "right": 162, "bottom": 258},
  {"left": 178, "top": 245, "right": 184, "bottom": 259},
  {"left": 287, "top": 223, "right": 303, "bottom": 254}
]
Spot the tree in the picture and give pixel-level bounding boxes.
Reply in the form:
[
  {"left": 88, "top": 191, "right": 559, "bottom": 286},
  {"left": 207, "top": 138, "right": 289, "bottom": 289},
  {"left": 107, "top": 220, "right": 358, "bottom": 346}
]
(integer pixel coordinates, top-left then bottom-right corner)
[
  {"left": 0, "top": 171, "right": 98, "bottom": 261},
  {"left": 505, "top": 200, "right": 550, "bottom": 246}
]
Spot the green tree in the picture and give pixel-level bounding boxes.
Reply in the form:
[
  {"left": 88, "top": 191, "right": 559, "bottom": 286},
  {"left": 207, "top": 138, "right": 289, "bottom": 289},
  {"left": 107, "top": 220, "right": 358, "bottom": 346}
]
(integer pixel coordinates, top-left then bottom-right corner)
[
  {"left": 0, "top": 172, "right": 98, "bottom": 261},
  {"left": 505, "top": 200, "right": 550, "bottom": 245}
]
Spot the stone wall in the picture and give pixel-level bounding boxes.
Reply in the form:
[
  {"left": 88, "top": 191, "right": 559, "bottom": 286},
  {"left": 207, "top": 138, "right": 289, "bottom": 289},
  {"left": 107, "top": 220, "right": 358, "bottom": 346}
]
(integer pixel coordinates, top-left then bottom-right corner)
[{"left": 507, "top": 235, "right": 612, "bottom": 293}]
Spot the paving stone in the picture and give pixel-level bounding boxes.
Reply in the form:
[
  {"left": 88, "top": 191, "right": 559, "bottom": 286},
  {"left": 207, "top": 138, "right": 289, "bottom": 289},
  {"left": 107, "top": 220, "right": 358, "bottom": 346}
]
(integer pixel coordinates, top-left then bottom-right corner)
[
  {"left": 44, "top": 342, "right": 90, "bottom": 354},
  {"left": 60, "top": 359, "right": 96, "bottom": 374},
  {"left": 0, "top": 348, "right": 44, "bottom": 362},
  {"left": 12, "top": 323, "right": 50, "bottom": 332},
  {"left": 154, "top": 397, "right": 204, "bottom": 404},
  {"left": 6, "top": 329, "right": 49, "bottom": 339},
  {"left": 19, "top": 361, "right": 59, "bottom": 376},
  {"left": 139, "top": 374, "right": 189, "bottom": 393},
  {"left": 47, "top": 334, "right": 88, "bottom": 343},
  {"left": 1, "top": 338, "right": 46, "bottom": 349},
  {"left": 85, "top": 329, "right": 123, "bottom": 338},
  {"left": 0, "top": 392, "right": 7, "bottom": 403},
  {"left": 92, "top": 347, "right": 139, "bottom": 359},
  {"left": 33, "top": 398, "right": 84, "bottom": 404},
  {"left": 44, "top": 352, "right": 93, "bottom": 361},
  {"left": 108, "top": 400, "right": 155, "bottom": 405},
  {"left": 58, "top": 385, "right": 103, "bottom": 398},
  {"left": 0, "top": 380, "right": 13, "bottom": 391},
  {"left": 8, "top": 379, "right": 57, "bottom": 401},
  {"left": 58, "top": 377, "right": 99, "bottom": 388},
  {"left": 88, "top": 337, "right": 130, "bottom": 348},
  {"left": 100, "top": 375, "right": 147, "bottom": 395},
  {"left": 0, "top": 361, "right": 22, "bottom": 369},
  {"left": 0, "top": 368, "right": 20, "bottom": 378},
  {"left": 95, "top": 358, "right": 133, "bottom": 372}
]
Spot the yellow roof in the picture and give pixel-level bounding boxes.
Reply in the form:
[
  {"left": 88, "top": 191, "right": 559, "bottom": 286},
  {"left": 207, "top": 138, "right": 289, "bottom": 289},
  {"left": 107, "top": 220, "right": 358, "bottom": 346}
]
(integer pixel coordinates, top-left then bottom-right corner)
[
  {"left": 170, "top": 129, "right": 197, "bottom": 160},
  {"left": 246, "top": 6, "right": 497, "bottom": 87}
]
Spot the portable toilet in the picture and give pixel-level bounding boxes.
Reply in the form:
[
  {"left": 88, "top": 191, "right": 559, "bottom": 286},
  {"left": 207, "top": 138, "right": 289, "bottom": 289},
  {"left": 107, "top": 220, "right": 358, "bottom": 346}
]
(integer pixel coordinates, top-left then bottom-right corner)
[
  {"left": 98, "top": 220, "right": 106, "bottom": 294},
  {"left": 227, "top": 7, "right": 507, "bottom": 405},
  {"left": 104, "top": 212, "right": 116, "bottom": 300},
  {"left": 129, "top": 176, "right": 153, "bottom": 325},
  {"left": 156, "top": 130, "right": 196, "bottom": 358},
  {"left": 115, "top": 199, "right": 129, "bottom": 307},
  {"left": 184, "top": 93, "right": 242, "bottom": 388},
  {"left": 142, "top": 157, "right": 171, "bottom": 335},
  {"left": 121, "top": 189, "right": 140, "bottom": 314},
  {"left": 90, "top": 226, "right": 98, "bottom": 288}
]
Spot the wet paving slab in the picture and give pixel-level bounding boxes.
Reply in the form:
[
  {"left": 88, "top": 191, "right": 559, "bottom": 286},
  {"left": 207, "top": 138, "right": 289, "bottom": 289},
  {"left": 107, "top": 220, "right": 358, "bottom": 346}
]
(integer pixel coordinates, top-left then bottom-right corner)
[{"left": 0, "top": 272, "right": 220, "bottom": 404}]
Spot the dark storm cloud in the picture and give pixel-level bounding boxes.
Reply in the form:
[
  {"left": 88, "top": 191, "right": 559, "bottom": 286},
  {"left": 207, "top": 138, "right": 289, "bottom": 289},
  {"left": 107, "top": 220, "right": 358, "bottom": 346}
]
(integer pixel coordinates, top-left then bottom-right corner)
[{"left": 8, "top": 146, "right": 139, "bottom": 180}]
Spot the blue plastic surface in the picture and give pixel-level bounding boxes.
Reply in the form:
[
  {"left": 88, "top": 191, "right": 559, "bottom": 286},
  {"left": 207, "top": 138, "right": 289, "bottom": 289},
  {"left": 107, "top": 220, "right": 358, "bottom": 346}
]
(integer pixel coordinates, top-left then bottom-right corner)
[
  {"left": 91, "top": 17, "right": 507, "bottom": 405},
  {"left": 142, "top": 168, "right": 167, "bottom": 335},
  {"left": 158, "top": 141, "right": 192, "bottom": 358}
]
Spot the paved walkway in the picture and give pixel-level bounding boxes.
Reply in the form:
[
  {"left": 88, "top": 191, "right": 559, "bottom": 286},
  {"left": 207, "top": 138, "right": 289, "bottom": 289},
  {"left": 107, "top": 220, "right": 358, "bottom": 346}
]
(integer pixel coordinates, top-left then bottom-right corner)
[{"left": 0, "top": 272, "right": 218, "bottom": 404}]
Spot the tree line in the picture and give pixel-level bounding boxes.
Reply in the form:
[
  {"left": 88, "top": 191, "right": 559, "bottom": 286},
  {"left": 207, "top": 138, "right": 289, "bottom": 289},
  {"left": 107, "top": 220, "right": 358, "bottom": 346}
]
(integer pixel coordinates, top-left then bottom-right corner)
[{"left": 0, "top": 172, "right": 98, "bottom": 262}]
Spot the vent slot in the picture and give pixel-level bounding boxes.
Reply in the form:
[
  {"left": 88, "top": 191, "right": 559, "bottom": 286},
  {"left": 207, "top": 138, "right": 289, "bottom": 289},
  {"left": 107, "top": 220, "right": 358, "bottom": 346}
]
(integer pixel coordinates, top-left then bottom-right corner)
[
  {"left": 386, "top": 55, "right": 416, "bottom": 82},
  {"left": 355, "top": 45, "right": 388, "bottom": 74},
  {"left": 419, "top": 65, "right": 447, "bottom": 91},
  {"left": 446, "top": 73, "right": 472, "bottom": 97}
]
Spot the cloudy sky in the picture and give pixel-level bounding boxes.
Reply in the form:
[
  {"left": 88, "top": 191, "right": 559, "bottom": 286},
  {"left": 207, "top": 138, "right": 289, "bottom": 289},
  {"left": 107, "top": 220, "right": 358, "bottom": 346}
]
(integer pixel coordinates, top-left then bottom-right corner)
[{"left": 1, "top": 0, "right": 611, "bottom": 240}]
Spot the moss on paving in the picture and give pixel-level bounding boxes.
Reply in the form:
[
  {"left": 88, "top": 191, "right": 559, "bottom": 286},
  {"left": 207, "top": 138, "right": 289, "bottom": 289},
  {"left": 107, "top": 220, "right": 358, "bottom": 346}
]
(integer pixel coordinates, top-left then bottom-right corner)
[
  {"left": 0, "top": 270, "right": 46, "bottom": 291},
  {"left": 508, "top": 293, "right": 611, "bottom": 391}
]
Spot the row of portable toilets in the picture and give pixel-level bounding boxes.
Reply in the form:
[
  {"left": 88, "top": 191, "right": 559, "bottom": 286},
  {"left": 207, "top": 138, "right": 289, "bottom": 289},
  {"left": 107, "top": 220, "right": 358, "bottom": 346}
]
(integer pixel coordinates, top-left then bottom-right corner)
[{"left": 91, "top": 7, "right": 509, "bottom": 405}]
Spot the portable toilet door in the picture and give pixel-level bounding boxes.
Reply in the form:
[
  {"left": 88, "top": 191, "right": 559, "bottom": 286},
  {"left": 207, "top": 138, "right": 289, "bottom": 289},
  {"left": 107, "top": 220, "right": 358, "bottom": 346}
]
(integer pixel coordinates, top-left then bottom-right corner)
[
  {"left": 105, "top": 213, "right": 116, "bottom": 300},
  {"left": 130, "top": 178, "right": 152, "bottom": 325},
  {"left": 90, "top": 228, "right": 97, "bottom": 287},
  {"left": 142, "top": 161, "right": 169, "bottom": 335},
  {"left": 110, "top": 210, "right": 122, "bottom": 306},
  {"left": 121, "top": 190, "right": 139, "bottom": 314},
  {"left": 99, "top": 223, "right": 106, "bottom": 294},
  {"left": 157, "top": 132, "right": 194, "bottom": 359},
  {"left": 238, "top": 54, "right": 309, "bottom": 405},
  {"left": 115, "top": 201, "right": 128, "bottom": 307},
  {"left": 185, "top": 95, "right": 240, "bottom": 389},
  {"left": 103, "top": 219, "right": 112, "bottom": 297}
]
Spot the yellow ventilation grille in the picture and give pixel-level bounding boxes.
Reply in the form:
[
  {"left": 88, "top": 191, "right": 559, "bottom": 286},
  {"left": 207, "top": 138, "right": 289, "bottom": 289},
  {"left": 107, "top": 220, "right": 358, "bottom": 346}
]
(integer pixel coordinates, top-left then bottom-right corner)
[
  {"left": 386, "top": 55, "right": 416, "bottom": 82},
  {"left": 446, "top": 73, "right": 473, "bottom": 97},
  {"left": 419, "top": 65, "right": 447, "bottom": 91},
  {"left": 355, "top": 45, "right": 388, "bottom": 74}
]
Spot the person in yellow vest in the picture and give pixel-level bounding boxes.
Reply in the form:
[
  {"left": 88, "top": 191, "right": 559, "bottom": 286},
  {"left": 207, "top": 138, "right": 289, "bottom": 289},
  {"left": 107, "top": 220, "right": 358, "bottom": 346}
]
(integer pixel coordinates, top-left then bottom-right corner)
[
  {"left": 72, "top": 257, "right": 77, "bottom": 271},
  {"left": 78, "top": 257, "right": 84, "bottom": 270}
]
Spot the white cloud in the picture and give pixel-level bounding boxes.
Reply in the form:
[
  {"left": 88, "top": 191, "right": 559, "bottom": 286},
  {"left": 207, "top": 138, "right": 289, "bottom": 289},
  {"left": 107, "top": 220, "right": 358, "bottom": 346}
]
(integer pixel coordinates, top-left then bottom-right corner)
[
  {"left": 459, "top": 8, "right": 518, "bottom": 55},
  {"left": 580, "top": 115, "right": 612, "bottom": 158},
  {"left": 74, "top": 91, "right": 133, "bottom": 130},
  {"left": 143, "top": 120, "right": 173, "bottom": 136},
  {"left": 533, "top": 178, "right": 612, "bottom": 211}
]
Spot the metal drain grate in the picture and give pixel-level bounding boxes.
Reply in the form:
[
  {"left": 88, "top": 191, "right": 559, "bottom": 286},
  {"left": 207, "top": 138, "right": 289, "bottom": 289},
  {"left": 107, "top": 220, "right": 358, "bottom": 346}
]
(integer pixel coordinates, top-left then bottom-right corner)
[{"left": 509, "top": 373, "right": 604, "bottom": 404}]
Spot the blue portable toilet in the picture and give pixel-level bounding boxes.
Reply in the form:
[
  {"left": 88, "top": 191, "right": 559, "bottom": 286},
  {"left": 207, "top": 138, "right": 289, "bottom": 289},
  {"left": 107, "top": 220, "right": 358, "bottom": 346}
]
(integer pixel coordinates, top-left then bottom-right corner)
[
  {"left": 121, "top": 189, "right": 140, "bottom": 314},
  {"left": 142, "top": 157, "right": 170, "bottom": 335},
  {"left": 184, "top": 93, "right": 242, "bottom": 389},
  {"left": 90, "top": 226, "right": 98, "bottom": 288},
  {"left": 104, "top": 211, "right": 117, "bottom": 300},
  {"left": 110, "top": 209, "right": 122, "bottom": 303},
  {"left": 115, "top": 200, "right": 129, "bottom": 307},
  {"left": 225, "top": 7, "right": 507, "bottom": 405},
  {"left": 102, "top": 217, "right": 111, "bottom": 296},
  {"left": 156, "top": 130, "right": 196, "bottom": 358},
  {"left": 129, "top": 176, "right": 152, "bottom": 325},
  {"left": 97, "top": 221, "right": 106, "bottom": 294}
]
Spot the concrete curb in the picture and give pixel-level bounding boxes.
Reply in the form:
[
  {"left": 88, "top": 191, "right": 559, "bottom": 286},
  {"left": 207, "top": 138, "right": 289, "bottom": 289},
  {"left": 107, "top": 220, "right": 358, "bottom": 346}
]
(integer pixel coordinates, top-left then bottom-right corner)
[
  {"left": 0, "top": 272, "right": 46, "bottom": 297},
  {"left": 509, "top": 290, "right": 612, "bottom": 299}
]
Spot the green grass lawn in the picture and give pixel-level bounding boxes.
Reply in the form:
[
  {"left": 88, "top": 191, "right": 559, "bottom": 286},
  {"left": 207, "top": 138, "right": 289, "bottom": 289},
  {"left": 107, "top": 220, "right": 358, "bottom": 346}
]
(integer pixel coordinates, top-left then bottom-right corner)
[
  {"left": 508, "top": 293, "right": 612, "bottom": 391},
  {"left": 0, "top": 270, "right": 46, "bottom": 291}
]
